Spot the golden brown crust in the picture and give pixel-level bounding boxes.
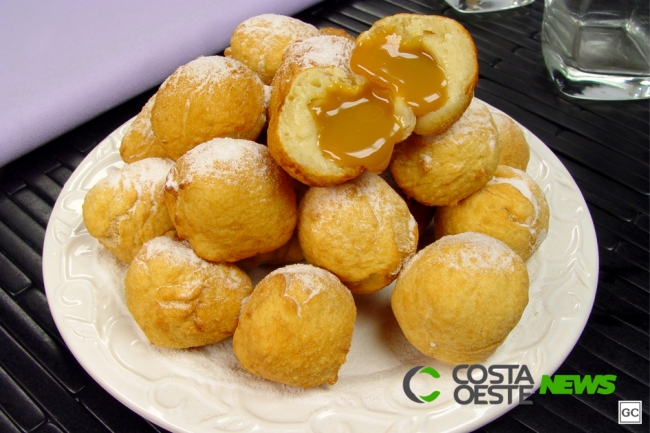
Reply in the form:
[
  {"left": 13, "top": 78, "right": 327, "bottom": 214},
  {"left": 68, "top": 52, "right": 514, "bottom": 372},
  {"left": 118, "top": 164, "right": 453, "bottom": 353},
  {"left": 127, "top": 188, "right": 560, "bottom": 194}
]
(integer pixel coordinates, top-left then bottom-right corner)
[
  {"left": 357, "top": 14, "right": 479, "bottom": 136},
  {"left": 391, "top": 232, "right": 529, "bottom": 364},
  {"left": 125, "top": 236, "right": 253, "bottom": 349},
  {"left": 119, "top": 94, "right": 170, "bottom": 163},
  {"left": 433, "top": 165, "right": 550, "bottom": 261},
  {"left": 233, "top": 264, "right": 356, "bottom": 388},
  {"left": 237, "top": 230, "right": 304, "bottom": 269},
  {"left": 493, "top": 111, "right": 530, "bottom": 171},
  {"left": 151, "top": 56, "right": 267, "bottom": 160},
  {"left": 379, "top": 170, "right": 435, "bottom": 239},
  {"left": 82, "top": 158, "right": 175, "bottom": 263},
  {"left": 164, "top": 138, "right": 297, "bottom": 262},
  {"left": 319, "top": 26, "right": 355, "bottom": 41},
  {"left": 228, "top": 14, "right": 319, "bottom": 84},
  {"left": 390, "top": 98, "right": 501, "bottom": 207},
  {"left": 298, "top": 172, "right": 418, "bottom": 294}
]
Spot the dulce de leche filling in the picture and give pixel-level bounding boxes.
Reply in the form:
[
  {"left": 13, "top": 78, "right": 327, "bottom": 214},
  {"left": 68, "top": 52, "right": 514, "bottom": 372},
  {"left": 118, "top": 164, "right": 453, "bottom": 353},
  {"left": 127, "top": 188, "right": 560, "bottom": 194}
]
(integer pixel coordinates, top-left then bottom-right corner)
[
  {"left": 351, "top": 28, "right": 449, "bottom": 116},
  {"left": 311, "top": 82, "right": 402, "bottom": 173},
  {"left": 309, "top": 27, "right": 449, "bottom": 173}
]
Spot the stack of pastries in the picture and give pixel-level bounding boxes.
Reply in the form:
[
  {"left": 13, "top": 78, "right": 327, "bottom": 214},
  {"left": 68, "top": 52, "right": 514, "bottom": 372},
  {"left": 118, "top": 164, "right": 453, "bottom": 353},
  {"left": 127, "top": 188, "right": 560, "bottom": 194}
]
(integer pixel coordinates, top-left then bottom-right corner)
[{"left": 82, "top": 12, "right": 550, "bottom": 389}]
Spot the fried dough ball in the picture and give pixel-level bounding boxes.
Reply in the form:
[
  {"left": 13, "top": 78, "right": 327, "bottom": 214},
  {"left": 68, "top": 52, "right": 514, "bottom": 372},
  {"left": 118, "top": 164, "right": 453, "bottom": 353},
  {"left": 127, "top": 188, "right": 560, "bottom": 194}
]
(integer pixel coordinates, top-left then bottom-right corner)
[
  {"left": 125, "top": 236, "right": 253, "bottom": 349},
  {"left": 434, "top": 165, "right": 550, "bottom": 261},
  {"left": 150, "top": 56, "right": 267, "bottom": 160},
  {"left": 390, "top": 98, "right": 501, "bottom": 207},
  {"left": 119, "top": 94, "right": 169, "bottom": 163},
  {"left": 164, "top": 138, "right": 297, "bottom": 262},
  {"left": 319, "top": 26, "right": 355, "bottom": 41},
  {"left": 379, "top": 170, "right": 435, "bottom": 239},
  {"left": 225, "top": 14, "right": 319, "bottom": 85},
  {"left": 298, "top": 172, "right": 418, "bottom": 294},
  {"left": 268, "top": 35, "right": 415, "bottom": 186},
  {"left": 356, "top": 14, "right": 478, "bottom": 136},
  {"left": 233, "top": 264, "right": 356, "bottom": 388},
  {"left": 82, "top": 158, "right": 175, "bottom": 263},
  {"left": 391, "top": 232, "right": 529, "bottom": 365},
  {"left": 237, "top": 230, "right": 304, "bottom": 269},
  {"left": 493, "top": 110, "right": 530, "bottom": 171}
]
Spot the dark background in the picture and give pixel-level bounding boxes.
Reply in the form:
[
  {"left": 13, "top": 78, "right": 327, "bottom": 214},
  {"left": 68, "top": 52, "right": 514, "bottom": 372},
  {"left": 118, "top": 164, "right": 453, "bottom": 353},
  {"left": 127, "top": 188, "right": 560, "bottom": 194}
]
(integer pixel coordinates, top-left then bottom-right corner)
[{"left": 0, "top": 0, "right": 647, "bottom": 432}]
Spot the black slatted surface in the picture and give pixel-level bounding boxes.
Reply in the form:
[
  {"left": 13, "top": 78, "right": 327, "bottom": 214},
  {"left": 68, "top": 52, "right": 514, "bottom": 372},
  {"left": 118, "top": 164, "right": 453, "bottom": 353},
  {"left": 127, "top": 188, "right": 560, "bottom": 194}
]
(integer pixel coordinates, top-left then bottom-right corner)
[{"left": 0, "top": 0, "right": 647, "bottom": 431}]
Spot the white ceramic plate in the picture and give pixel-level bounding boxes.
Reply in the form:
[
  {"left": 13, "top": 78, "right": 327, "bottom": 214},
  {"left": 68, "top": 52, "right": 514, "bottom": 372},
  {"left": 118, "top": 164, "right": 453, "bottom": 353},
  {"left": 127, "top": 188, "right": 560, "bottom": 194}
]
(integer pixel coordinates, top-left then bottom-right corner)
[{"left": 43, "top": 105, "right": 599, "bottom": 433}]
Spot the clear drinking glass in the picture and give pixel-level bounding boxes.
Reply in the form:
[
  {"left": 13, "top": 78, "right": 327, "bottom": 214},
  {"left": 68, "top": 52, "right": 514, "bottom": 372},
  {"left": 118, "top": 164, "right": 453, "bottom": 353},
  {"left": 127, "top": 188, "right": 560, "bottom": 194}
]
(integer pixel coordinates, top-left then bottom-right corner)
[
  {"left": 444, "top": 0, "right": 535, "bottom": 13},
  {"left": 542, "top": 0, "right": 650, "bottom": 100}
]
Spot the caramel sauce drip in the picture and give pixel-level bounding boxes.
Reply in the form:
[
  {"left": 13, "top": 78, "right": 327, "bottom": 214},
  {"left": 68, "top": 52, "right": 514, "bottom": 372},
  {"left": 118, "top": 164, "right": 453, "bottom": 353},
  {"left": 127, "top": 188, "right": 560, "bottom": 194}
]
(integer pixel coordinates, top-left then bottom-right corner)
[
  {"left": 311, "top": 82, "right": 402, "bottom": 173},
  {"left": 310, "top": 27, "right": 448, "bottom": 172},
  {"left": 351, "top": 27, "right": 448, "bottom": 116}
]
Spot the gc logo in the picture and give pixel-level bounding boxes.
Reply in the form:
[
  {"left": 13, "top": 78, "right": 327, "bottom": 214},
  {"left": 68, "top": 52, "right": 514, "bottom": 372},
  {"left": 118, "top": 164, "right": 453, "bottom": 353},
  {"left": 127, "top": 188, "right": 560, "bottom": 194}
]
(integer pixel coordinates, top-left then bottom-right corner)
[
  {"left": 403, "top": 366, "right": 440, "bottom": 403},
  {"left": 619, "top": 401, "right": 642, "bottom": 424}
]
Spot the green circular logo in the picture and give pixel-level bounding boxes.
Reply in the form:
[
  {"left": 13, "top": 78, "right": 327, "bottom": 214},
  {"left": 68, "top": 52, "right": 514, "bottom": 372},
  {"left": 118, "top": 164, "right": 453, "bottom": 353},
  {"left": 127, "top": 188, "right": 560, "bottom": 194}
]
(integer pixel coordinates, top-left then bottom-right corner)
[{"left": 403, "top": 366, "right": 441, "bottom": 403}]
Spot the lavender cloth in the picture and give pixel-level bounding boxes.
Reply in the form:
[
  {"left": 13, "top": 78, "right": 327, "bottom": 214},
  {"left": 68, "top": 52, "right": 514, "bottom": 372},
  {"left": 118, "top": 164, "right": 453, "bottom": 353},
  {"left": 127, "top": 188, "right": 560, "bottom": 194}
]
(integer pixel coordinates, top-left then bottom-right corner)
[{"left": 0, "top": 0, "right": 323, "bottom": 167}]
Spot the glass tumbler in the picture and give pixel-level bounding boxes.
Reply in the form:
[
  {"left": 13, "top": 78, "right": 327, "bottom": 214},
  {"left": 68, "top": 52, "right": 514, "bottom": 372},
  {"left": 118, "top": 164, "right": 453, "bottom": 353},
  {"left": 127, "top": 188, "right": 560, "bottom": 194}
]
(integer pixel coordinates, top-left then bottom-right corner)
[
  {"left": 542, "top": 0, "right": 650, "bottom": 100},
  {"left": 444, "top": 0, "right": 535, "bottom": 13}
]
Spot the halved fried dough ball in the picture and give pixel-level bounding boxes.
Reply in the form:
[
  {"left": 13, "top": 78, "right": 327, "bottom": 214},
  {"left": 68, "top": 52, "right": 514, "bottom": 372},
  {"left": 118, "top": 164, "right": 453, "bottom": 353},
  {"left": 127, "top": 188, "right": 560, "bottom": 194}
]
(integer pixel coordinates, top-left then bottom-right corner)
[
  {"left": 434, "top": 165, "right": 550, "bottom": 261},
  {"left": 82, "top": 158, "right": 175, "bottom": 263},
  {"left": 355, "top": 14, "right": 478, "bottom": 136},
  {"left": 233, "top": 264, "right": 356, "bottom": 388},
  {"left": 225, "top": 14, "right": 319, "bottom": 85},
  {"left": 164, "top": 138, "right": 297, "bottom": 262},
  {"left": 391, "top": 232, "right": 529, "bottom": 365},
  {"left": 390, "top": 98, "right": 500, "bottom": 207},
  {"left": 125, "top": 236, "right": 253, "bottom": 349},
  {"left": 298, "top": 172, "right": 418, "bottom": 294},
  {"left": 151, "top": 56, "right": 267, "bottom": 160},
  {"left": 268, "top": 35, "right": 393, "bottom": 186}
]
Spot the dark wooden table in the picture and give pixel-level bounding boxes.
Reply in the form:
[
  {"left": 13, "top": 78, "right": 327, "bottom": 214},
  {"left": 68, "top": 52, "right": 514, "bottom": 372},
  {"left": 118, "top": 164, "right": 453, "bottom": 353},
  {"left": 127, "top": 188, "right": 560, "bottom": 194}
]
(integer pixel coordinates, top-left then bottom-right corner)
[{"left": 0, "top": 1, "right": 647, "bottom": 431}]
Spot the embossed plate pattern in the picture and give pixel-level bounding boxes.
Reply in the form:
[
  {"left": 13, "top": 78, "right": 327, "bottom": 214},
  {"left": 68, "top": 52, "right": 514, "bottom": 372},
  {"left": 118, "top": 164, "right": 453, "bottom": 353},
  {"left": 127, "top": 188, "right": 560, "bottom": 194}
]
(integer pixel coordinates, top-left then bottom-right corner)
[{"left": 43, "top": 103, "right": 599, "bottom": 433}]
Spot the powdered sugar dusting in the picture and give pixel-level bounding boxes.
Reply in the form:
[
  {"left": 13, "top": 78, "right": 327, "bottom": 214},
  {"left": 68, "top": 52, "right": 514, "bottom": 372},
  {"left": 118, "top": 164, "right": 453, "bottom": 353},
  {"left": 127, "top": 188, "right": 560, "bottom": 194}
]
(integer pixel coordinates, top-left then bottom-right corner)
[
  {"left": 441, "top": 98, "right": 497, "bottom": 150},
  {"left": 236, "top": 14, "right": 318, "bottom": 43},
  {"left": 269, "top": 263, "right": 340, "bottom": 285},
  {"left": 533, "top": 228, "right": 548, "bottom": 252},
  {"left": 282, "top": 35, "right": 354, "bottom": 73},
  {"left": 138, "top": 236, "right": 247, "bottom": 291},
  {"left": 127, "top": 94, "right": 156, "bottom": 140},
  {"left": 106, "top": 157, "right": 172, "bottom": 189},
  {"left": 435, "top": 232, "right": 518, "bottom": 272},
  {"left": 162, "top": 56, "right": 256, "bottom": 89},
  {"left": 355, "top": 173, "right": 417, "bottom": 255},
  {"left": 306, "top": 173, "right": 417, "bottom": 260},
  {"left": 141, "top": 236, "right": 207, "bottom": 269},
  {"left": 177, "top": 138, "right": 272, "bottom": 185},
  {"left": 263, "top": 84, "right": 272, "bottom": 107},
  {"left": 165, "top": 173, "right": 178, "bottom": 192},
  {"left": 492, "top": 110, "right": 511, "bottom": 131},
  {"left": 105, "top": 157, "right": 173, "bottom": 205},
  {"left": 401, "top": 232, "right": 518, "bottom": 276},
  {"left": 488, "top": 168, "right": 542, "bottom": 230},
  {"left": 269, "top": 264, "right": 348, "bottom": 317}
]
